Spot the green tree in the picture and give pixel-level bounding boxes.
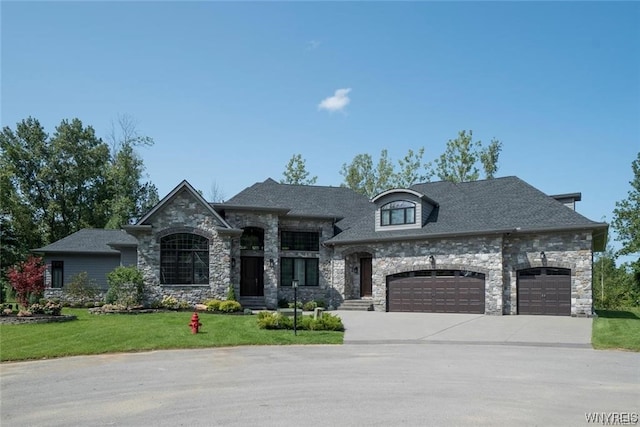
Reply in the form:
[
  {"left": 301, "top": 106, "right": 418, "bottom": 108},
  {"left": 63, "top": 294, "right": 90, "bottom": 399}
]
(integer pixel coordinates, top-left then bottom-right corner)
[
  {"left": 0, "top": 117, "right": 110, "bottom": 246},
  {"left": 104, "top": 115, "right": 159, "bottom": 228},
  {"left": 340, "top": 150, "right": 395, "bottom": 198},
  {"left": 433, "top": 130, "right": 502, "bottom": 182},
  {"left": 393, "top": 147, "right": 431, "bottom": 188},
  {"left": 281, "top": 154, "right": 317, "bottom": 185},
  {"left": 0, "top": 116, "right": 159, "bottom": 253},
  {"left": 612, "top": 152, "right": 640, "bottom": 256}
]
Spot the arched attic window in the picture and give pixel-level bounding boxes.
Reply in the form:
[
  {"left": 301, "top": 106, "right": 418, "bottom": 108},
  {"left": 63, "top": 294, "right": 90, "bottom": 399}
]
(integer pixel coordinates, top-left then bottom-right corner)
[
  {"left": 160, "top": 233, "right": 209, "bottom": 284},
  {"left": 381, "top": 200, "right": 416, "bottom": 226}
]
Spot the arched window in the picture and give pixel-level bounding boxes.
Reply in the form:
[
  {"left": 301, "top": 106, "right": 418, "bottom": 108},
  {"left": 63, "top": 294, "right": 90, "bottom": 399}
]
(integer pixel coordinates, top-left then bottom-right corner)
[
  {"left": 381, "top": 201, "right": 416, "bottom": 226},
  {"left": 160, "top": 233, "right": 209, "bottom": 284}
]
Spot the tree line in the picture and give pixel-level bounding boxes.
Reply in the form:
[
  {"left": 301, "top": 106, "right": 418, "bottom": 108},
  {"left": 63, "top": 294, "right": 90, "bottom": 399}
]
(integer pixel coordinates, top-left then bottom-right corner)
[
  {"left": 0, "top": 115, "right": 158, "bottom": 281},
  {"left": 282, "top": 130, "right": 502, "bottom": 197}
]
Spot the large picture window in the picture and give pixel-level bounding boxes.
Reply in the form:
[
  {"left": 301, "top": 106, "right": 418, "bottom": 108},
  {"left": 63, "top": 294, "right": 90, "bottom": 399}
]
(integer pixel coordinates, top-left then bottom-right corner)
[
  {"left": 160, "top": 233, "right": 209, "bottom": 284},
  {"left": 280, "top": 258, "right": 319, "bottom": 286},
  {"left": 281, "top": 231, "right": 319, "bottom": 251},
  {"left": 381, "top": 201, "right": 416, "bottom": 226}
]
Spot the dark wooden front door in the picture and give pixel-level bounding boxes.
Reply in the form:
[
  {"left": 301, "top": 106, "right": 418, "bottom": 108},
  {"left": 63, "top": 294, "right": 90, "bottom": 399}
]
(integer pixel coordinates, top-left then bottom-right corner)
[
  {"left": 360, "top": 258, "right": 372, "bottom": 297},
  {"left": 241, "top": 257, "right": 264, "bottom": 296}
]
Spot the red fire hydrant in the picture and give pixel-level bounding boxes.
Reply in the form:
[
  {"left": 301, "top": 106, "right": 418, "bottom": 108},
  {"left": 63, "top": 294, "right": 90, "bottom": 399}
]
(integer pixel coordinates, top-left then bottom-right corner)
[{"left": 188, "top": 312, "right": 202, "bottom": 334}]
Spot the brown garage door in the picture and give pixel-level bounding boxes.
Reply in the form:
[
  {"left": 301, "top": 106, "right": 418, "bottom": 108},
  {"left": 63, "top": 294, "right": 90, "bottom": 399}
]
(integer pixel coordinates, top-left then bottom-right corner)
[
  {"left": 387, "top": 270, "right": 485, "bottom": 313},
  {"left": 517, "top": 268, "right": 571, "bottom": 316}
]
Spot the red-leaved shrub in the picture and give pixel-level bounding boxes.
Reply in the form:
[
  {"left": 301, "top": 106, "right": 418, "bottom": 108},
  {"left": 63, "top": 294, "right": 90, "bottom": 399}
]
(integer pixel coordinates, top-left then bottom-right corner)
[{"left": 7, "top": 256, "right": 47, "bottom": 308}]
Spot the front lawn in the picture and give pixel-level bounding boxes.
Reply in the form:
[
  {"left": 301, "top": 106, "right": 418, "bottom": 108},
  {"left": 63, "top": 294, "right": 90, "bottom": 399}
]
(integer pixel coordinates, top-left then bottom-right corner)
[
  {"left": 592, "top": 308, "right": 640, "bottom": 351},
  {"left": 0, "top": 308, "right": 343, "bottom": 362}
]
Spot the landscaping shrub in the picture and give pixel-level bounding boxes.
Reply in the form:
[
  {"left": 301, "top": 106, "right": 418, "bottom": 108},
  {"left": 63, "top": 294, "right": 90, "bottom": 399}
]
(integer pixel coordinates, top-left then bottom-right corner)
[
  {"left": 6, "top": 256, "right": 47, "bottom": 308},
  {"left": 227, "top": 284, "right": 237, "bottom": 301},
  {"left": 106, "top": 266, "right": 144, "bottom": 308},
  {"left": 218, "top": 300, "right": 242, "bottom": 313},
  {"left": 256, "top": 312, "right": 344, "bottom": 331},
  {"left": 288, "top": 301, "right": 303, "bottom": 309},
  {"left": 29, "top": 299, "right": 62, "bottom": 316},
  {"left": 314, "top": 299, "right": 326, "bottom": 309},
  {"left": 257, "top": 311, "right": 293, "bottom": 329},
  {"left": 303, "top": 300, "right": 318, "bottom": 311},
  {"left": 159, "top": 295, "right": 190, "bottom": 310},
  {"left": 205, "top": 299, "right": 222, "bottom": 312},
  {"left": 277, "top": 297, "right": 289, "bottom": 308},
  {"left": 66, "top": 272, "right": 98, "bottom": 303}
]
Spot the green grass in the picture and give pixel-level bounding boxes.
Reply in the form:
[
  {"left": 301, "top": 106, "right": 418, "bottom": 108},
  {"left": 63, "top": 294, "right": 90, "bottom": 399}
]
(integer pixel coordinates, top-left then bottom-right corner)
[
  {"left": 592, "top": 308, "right": 640, "bottom": 351},
  {"left": 0, "top": 308, "right": 343, "bottom": 362}
]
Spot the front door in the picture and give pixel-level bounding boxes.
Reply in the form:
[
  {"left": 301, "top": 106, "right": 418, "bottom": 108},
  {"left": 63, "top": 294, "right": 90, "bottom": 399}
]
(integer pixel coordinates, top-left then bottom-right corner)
[
  {"left": 360, "top": 258, "right": 372, "bottom": 297},
  {"left": 241, "top": 257, "right": 264, "bottom": 296}
]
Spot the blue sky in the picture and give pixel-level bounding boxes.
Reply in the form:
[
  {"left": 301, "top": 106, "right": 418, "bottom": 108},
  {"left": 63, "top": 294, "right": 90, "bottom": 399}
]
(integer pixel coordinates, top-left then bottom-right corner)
[{"left": 2, "top": 1, "right": 639, "bottom": 259}]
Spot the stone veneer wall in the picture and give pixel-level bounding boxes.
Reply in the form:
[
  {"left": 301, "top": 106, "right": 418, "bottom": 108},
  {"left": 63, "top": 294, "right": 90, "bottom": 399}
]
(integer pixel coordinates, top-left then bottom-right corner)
[
  {"left": 223, "top": 213, "right": 336, "bottom": 309},
  {"left": 502, "top": 231, "right": 594, "bottom": 317},
  {"left": 331, "top": 231, "right": 594, "bottom": 316},
  {"left": 335, "top": 236, "right": 504, "bottom": 314},
  {"left": 130, "top": 189, "right": 233, "bottom": 306},
  {"left": 224, "top": 211, "right": 280, "bottom": 308}
]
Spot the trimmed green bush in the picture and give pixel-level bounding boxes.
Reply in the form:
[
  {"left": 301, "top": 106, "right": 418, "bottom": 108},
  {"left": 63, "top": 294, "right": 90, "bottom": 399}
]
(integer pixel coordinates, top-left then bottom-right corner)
[
  {"left": 218, "top": 300, "right": 242, "bottom": 313},
  {"left": 205, "top": 299, "right": 222, "bottom": 312},
  {"left": 257, "top": 312, "right": 293, "bottom": 329},
  {"left": 257, "top": 312, "right": 344, "bottom": 331},
  {"left": 106, "top": 266, "right": 144, "bottom": 308},
  {"left": 277, "top": 297, "right": 289, "bottom": 308},
  {"left": 303, "top": 300, "right": 318, "bottom": 311}
]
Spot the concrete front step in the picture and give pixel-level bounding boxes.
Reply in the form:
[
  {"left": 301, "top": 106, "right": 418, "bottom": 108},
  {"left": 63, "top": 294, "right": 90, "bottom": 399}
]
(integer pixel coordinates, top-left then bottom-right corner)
[
  {"left": 338, "top": 299, "right": 374, "bottom": 311},
  {"left": 239, "top": 297, "right": 267, "bottom": 309}
]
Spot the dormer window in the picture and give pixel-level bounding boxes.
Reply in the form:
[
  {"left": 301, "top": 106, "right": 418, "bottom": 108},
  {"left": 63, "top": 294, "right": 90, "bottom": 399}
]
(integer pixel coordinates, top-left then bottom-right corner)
[{"left": 381, "top": 201, "right": 416, "bottom": 226}]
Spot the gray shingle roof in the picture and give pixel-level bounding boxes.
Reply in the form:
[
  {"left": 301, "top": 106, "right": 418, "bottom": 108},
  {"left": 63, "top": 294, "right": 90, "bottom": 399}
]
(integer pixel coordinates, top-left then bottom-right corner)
[
  {"left": 326, "top": 176, "right": 607, "bottom": 245},
  {"left": 221, "top": 178, "right": 374, "bottom": 231},
  {"left": 32, "top": 229, "right": 137, "bottom": 254}
]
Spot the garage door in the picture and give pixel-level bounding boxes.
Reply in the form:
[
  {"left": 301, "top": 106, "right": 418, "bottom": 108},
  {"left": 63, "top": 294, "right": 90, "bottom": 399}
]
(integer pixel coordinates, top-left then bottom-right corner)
[
  {"left": 387, "top": 270, "right": 485, "bottom": 313},
  {"left": 517, "top": 268, "right": 571, "bottom": 316}
]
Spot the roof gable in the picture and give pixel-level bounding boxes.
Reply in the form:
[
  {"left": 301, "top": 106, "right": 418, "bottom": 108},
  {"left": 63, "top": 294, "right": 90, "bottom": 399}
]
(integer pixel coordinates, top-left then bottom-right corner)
[{"left": 137, "top": 180, "right": 232, "bottom": 229}]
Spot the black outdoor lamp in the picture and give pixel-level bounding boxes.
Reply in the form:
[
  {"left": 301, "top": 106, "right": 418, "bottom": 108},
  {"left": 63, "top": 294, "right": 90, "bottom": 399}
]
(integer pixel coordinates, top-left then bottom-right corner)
[{"left": 292, "top": 279, "right": 299, "bottom": 336}]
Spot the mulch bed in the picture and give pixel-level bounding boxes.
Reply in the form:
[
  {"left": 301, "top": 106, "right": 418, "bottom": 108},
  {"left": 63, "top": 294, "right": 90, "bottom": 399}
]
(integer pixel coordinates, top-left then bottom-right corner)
[{"left": 0, "top": 314, "right": 77, "bottom": 325}]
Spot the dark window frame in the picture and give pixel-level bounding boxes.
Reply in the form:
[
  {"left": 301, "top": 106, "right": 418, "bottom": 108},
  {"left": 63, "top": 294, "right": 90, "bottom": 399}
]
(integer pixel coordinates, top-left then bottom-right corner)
[
  {"left": 280, "top": 230, "right": 320, "bottom": 251},
  {"left": 240, "top": 227, "right": 264, "bottom": 250},
  {"left": 280, "top": 257, "right": 319, "bottom": 287},
  {"left": 380, "top": 200, "right": 416, "bottom": 226},
  {"left": 51, "top": 261, "right": 64, "bottom": 288},
  {"left": 160, "top": 233, "right": 209, "bottom": 285}
]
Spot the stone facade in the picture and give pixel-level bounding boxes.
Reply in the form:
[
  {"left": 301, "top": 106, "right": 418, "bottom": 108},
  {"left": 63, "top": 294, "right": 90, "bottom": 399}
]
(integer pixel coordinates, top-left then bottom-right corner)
[
  {"left": 502, "top": 231, "right": 593, "bottom": 317},
  {"left": 127, "top": 188, "right": 237, "bottom": 306},
  {"left": 331, "top": 231, "right": 594, "bottom": 316},
  {"left": 118, "top": 184, "right": 597, "bottom": 316},
  {"left": 223, "top": 211, "right": 336, "bottom": 309}
]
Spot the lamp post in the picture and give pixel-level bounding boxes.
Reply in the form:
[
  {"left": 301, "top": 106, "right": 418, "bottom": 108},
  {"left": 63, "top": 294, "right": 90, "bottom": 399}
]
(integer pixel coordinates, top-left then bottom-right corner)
[{"left": 292, "top": 279, "right": 299, "bottom": 336}]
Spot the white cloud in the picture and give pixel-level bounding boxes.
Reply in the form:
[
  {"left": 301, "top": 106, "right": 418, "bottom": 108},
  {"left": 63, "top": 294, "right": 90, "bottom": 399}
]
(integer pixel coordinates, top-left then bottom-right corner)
[
  {"left": 307, "top": 40, "right": 321, "bottom": 50},
  {"left": 318, "top": 88, "right": 351, "bottom": 113}
]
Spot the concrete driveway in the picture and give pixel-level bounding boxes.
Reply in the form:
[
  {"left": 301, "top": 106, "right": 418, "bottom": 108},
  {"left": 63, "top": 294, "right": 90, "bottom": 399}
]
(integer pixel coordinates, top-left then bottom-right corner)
[{"left": 335, "top": 311, "right": 593, "bottom": 347}]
